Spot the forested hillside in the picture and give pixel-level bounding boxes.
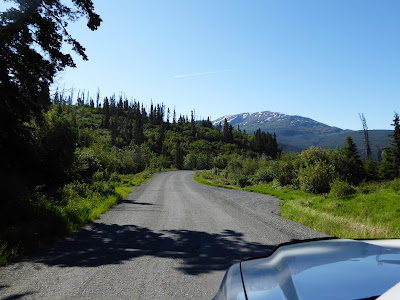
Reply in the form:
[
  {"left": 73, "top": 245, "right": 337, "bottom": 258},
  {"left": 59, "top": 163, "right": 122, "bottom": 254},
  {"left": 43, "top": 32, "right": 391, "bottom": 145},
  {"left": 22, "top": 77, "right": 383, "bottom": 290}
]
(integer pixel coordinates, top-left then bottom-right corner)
[{"left": 53, "top": 92, "right": 282, "bottom": 170}]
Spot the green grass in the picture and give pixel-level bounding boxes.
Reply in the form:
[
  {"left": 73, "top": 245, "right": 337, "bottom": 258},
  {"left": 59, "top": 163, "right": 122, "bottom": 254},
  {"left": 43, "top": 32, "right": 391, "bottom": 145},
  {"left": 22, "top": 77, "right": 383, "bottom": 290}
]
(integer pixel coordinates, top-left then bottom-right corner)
[
  {"left": 281, "top": 181, "right": 400, "bottom": 239},
  {"left": 195, "top": 171, "right": 400, "bottom": 239},
  {"left": 194, "top": 171, "right": 241, "bottom": 190},
  {"left": 0, "top": 171, "right": 153, "bottom": 265},
  {"left": 244, "top": 184, "right": 311, "bottom": 201}
]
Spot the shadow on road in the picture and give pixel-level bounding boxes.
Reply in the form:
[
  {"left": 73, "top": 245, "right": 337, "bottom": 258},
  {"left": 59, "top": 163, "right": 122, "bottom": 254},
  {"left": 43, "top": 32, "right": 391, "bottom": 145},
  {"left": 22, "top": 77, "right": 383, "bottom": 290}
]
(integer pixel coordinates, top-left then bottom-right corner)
[
  {"left": 33, "top": 223, "right": 275, "bottom": 275},
  {"left": 1, "top": 292, "right": 35, "bottom": 300},
  {"left": 118, "top": 199, "right": 154, "bottom": 205}
]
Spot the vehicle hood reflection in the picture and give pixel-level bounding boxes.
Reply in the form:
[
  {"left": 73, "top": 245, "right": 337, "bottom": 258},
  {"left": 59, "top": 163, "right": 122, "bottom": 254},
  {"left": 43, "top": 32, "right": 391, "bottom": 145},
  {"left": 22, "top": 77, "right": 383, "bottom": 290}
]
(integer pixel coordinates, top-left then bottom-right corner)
[{"left": 241, "top": 239, "right": 400, "bottom": 300}]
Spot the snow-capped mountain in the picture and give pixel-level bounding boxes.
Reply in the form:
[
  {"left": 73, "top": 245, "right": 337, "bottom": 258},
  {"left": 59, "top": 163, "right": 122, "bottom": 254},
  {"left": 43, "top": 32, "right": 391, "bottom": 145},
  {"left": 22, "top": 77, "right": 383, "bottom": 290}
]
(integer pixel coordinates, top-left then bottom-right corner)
[
  {"left": 212, "top": 111, "right": 338, "bottom": 131},
  {"left": 212, "top": 111, "right": 390, "bottom": 154}
]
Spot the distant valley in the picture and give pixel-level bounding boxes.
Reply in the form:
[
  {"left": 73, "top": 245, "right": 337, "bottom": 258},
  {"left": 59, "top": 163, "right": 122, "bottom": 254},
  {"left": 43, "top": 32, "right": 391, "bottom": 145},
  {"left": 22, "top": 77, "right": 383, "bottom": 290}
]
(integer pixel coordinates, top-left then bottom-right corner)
[{"left": 213, "top": 111, "right": 392, "bottom": 156}]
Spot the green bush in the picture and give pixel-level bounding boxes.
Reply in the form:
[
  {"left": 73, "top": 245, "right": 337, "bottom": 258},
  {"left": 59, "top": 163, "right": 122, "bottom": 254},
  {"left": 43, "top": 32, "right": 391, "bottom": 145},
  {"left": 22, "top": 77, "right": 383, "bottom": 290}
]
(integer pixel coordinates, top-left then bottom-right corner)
[
  {"left": 74, "top": 147, "right": 102, "bottom": 180},
  {"left": 213, "top": 155, "right": 228, "bottom": 169},
  {"left": 197, "top": 153, "right": 210, "bottom": 170},
  {"left": 329, "top": 179, "right": 356, "bottom": 198},
  {"left": 249, "top": 166, "right": 274, "bottom": 185},
  {"left": 242, "top": 158, "right": 259, "bottom": 176},
  {"left": 233, "top": 174, "right": 250, "bottom": 188},
  {"left": 92, "top": 170, "right": 109, "bottom": 182},
  {"left": 300, "top": 146, "right": 328, "bottom": 167},
  {"left": 388, "top": 178, "right": 400, "bottom": 192},
  {"left": 274, "top": 159, "right": 298, "bottom": 187},
  {"left": 109, "top": 172, "right": 121, "bottom": 182},
  {"left": 184, "top": 153, "right": 197, "bottom": 169},
  {"left": 298, "top": 160, "right": 337, "bottom": 193}
]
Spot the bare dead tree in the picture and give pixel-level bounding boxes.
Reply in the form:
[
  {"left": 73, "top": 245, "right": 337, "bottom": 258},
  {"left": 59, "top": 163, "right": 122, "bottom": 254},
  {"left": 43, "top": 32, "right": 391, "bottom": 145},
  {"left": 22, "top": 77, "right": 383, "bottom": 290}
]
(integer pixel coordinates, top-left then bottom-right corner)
[{"left": 359, "top": 113, "right": 372, "bottom": 160}]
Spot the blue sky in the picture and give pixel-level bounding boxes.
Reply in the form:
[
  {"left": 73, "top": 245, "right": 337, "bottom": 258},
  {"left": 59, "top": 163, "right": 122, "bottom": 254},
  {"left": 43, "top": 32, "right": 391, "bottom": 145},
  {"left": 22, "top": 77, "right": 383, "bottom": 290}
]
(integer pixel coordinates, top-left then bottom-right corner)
[{"left": 32, "top": 1, "right": 400, "bottom": 130}]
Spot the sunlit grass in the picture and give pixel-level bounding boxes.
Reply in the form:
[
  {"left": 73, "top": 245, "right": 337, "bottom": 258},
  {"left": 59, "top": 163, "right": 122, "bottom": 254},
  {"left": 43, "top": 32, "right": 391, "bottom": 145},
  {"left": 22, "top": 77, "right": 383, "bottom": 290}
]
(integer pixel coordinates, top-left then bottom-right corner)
[{"left": 194, "top": 171, "right": 240, "bottom": 190}]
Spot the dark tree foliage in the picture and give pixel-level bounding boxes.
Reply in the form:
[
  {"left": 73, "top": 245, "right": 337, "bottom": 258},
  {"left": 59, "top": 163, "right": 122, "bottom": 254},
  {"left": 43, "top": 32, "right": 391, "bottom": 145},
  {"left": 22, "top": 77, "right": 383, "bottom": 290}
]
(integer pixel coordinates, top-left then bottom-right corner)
[
  {"left": 201, "top": 117, "right": 212, "bottom": 129},
  {"left": 190, "top": 110, "right": 196, "bottom": 137},
  {"left": 0, "top": 0, "right": 101, "bottom": 226},
  {"left": 381, "top": 113, "right": 400, "bottom": 179},
  {"left": 223, "top": 118, "right": 233, "bottom": 143},
  {"left": 0, "top": 0, "right": 101, "bottom": 125},
  {"left": 251, "top": 128, "right": 282, "bottom": 159},
  {"left": 103, "top": 97, "right": 110, "bottom": 129},
  {"left": 341, "top": 136, "right": 365, "bottom": 184},
  {"left": 175, "top": 139, "right": 184, "bottom": 170},
  {"left": 133, "top": 108, "right": 144, "bottom": 145}
]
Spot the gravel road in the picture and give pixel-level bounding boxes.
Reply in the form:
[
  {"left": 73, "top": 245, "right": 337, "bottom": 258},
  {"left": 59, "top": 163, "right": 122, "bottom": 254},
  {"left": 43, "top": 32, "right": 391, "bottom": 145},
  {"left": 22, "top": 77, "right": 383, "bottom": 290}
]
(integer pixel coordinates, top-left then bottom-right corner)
[{"left": 0, "top": 170, "right": 328, "bottom": 300}]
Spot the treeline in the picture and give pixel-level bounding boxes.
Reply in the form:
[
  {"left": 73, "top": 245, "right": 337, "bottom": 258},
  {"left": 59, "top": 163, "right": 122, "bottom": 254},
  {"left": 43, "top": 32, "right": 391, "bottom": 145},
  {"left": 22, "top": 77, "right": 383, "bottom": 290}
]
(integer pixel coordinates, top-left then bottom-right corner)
[
  {"left": 49, "top": 89, "right": 282, "bottom": 174},
  {"left": 199, "top": 113, "right": 400, "bottom": 196}
]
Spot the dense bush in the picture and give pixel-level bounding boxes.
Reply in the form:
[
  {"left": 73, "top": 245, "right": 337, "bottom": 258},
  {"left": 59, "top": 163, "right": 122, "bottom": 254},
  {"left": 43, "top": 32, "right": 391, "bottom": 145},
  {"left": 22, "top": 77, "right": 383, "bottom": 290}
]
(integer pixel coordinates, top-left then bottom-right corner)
[
  {"left": 213, "top": 155, "right": 229, "bottom": 169},
  {"left": 273, "top": 155, "right": 299, "bottom": 187},
  {"left": 298, "top": 160, "right": 337, "bottom": 193},
  {"left": 184, "top": 153, "right": 197, "bottom": 170},
  {"left": 249, "top": 165, "right": 274, "bottom": 185},
  {"left": 329, "top": 179, "right": 356, "bottom": 198},
  {"left": 233, "top": 174, "right": 250, "bottom": 188}
]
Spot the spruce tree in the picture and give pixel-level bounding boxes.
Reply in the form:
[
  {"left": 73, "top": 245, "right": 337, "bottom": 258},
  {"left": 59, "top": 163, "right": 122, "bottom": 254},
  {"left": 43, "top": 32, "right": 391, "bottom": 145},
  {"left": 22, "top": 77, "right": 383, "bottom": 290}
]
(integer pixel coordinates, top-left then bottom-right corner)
[
  {"left": 342, "top": 136, "right": 364, "bottom": 184},
  {"left": 175, "top": 139, "right": 184, "bottom": 169},
  {"left": 133, "top": 109, "right": 144, "bottom": 145},
  {"left": 380, "top": 113, "right": 400, "bottom": 179},
  {"left": 103, "top": 97, "right": 110, "bottom": 129}
]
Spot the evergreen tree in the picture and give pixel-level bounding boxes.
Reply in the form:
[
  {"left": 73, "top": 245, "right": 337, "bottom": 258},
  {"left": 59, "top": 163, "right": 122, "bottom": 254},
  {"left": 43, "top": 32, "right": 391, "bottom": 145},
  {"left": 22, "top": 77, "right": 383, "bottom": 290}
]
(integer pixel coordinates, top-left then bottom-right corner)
[
  {"left": 223, "top": 118, "right": 233, "bottom": 142},
  {"left": 156, "top": 122, "right": 165, "bottom": 154},
  {"left": 103, "top": 97, "right": 110, "bottom": 129},
  {"left": 175, "top": 139, "right": 184, "bottom": 169},
  {"left": 133, "top": 109, "right": 144, "bottom": 145},
  {"left": 380, "top": 113, "right": 400, "bottom": 179},
  {"left": 342, "top": 136, "right": 364, "bottom": 184},
  {"left": 191, "top": 110, "right": 197, "bottom": 137},
  {"left": 216, "top": 122, "right": 222, "bottom": 140}
]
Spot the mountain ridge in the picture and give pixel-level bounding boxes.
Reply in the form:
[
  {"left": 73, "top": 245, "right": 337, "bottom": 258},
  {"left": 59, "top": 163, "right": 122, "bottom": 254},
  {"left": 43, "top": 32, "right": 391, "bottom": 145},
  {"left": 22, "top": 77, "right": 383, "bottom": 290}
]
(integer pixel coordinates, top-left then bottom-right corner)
[{"left": 212, "top": 111, "right": 391, "bottom": 156}]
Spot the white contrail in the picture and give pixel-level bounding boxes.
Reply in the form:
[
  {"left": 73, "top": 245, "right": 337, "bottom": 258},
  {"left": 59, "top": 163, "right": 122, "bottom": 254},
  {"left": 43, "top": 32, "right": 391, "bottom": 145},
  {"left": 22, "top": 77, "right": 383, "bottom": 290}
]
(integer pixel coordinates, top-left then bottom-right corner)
[{"left": 173, "top": 69, "right": 231, "bottom": 78}]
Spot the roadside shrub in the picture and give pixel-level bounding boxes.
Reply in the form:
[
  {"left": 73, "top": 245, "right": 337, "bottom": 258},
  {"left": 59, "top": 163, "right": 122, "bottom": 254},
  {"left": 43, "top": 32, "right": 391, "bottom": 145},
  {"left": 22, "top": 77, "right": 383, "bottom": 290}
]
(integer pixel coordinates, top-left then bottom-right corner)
[
  {"left": 242, "top": 158, "right": 259, "bottom": 176},
  {"left": 226, "top": 155, "right": 243, "bottom": 175},
  {"left": 357, "top": 181, "right": 382, "bottom": 194},
  {"left": 298, "top": 160, "right": 336, "bottom": 193},
  {"left": 329, "top": 179, "right": 356, "bottom": 198},
  {"left": 249, "top": 166, "right": 274, "bottom": 185},
  {"left": 109, "top": 172, "right": 121, "bottom": 183},
  {"left": 300, "top": 146, "right": 328, "bottom": 167},
  {"left": 273, "top": 159, "right": 298, "bottom": 187},
  {"left": 74, "top": 147, "right": 102, "bottom": 180},
  {"left": 91, "top": 181, "right": 115, "bottom": 195},
  {"left": 92, "top": 170, "right": 109, "bottom": 182},
  {"left": 233, "top": 174, "right": 250, "bottom": 188},
  {"left": 197, "top": 153, "right": 210, "bottom": 170},
  {"left": 388, "top": 178, "right": 400, "bottom": 192},
  {"left": 213, "top": 155, "right": 228, "bottom": 169},
  {"left": 184, "top": 153, "right": 197, "bottom": 170}
]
